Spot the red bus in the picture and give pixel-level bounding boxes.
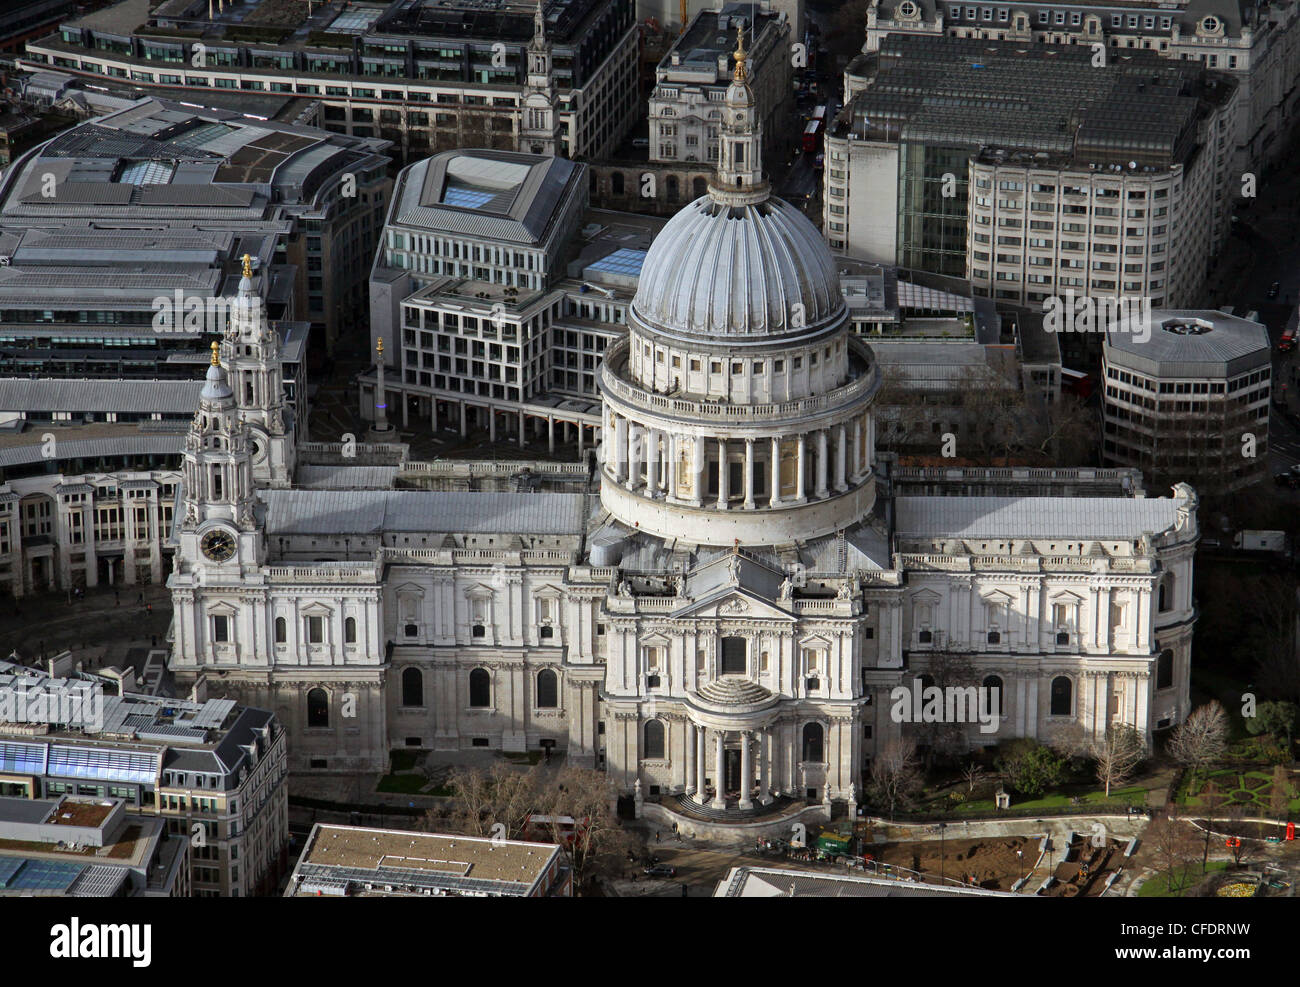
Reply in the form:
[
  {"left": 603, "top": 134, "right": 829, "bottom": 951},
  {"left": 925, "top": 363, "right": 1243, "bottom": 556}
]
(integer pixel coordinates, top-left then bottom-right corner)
[
  {"left": 802, "top": 105, "right": 827, "bottom": 153},
  {"left": 1279, "top": 326, "right": 1296, "bottom": 352}
]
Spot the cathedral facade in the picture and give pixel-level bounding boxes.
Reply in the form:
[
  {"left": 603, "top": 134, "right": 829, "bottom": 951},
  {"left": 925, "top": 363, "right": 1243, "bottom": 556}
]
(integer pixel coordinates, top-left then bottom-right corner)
[{"left": 168, "top": 34, "right": 1197, "bottom": 821}]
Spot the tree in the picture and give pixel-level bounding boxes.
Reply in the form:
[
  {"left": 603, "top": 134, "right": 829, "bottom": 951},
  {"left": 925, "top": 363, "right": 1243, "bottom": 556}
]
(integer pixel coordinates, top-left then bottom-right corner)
[
  {"left": 1092, "top": 724, "right": 1145, "bottom": 798},
  {"left": 532, "top": 766, "right": 635, "bottom": 890},
  {"left": 869, "top": 737, "right": 923, "bottom": 819},
  {"left": 1269, "top": 764, "right": 1290, "bottom": 829},
  {"left": 1145, "top": 809, "right": 1201, "bottom": 897},
  {"left": 910, "top": 650, "right": 979, "bottom": 769},
  {"left": 1245, "top": 700, "right": 1299, "bottom": 753},
  {"left": 961, "top": 760, "right": 985, "bottom": 796},
  {"left": 1167, "top": 701, "right": 1228, "bottom": 791},
  {"left": 1199, "top": 781, "right": 1230, "bottom": 869},
  {"left": 1223, "top": 807, "right": 1258, "bottom": 868},
  {"left": 996, "top": 739, "right": 1066, "bottom": 798}
]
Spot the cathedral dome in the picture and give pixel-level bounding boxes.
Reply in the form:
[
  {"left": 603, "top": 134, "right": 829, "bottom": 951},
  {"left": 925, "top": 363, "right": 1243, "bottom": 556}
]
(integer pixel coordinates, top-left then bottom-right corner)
[{"left": 629, "top": 197, "right": 845, "bottom": 340}]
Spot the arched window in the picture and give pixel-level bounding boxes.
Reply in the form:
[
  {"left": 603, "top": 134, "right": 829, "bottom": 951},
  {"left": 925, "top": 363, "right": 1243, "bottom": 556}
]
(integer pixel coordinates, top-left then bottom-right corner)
[
  {"left": 307, "top": 688, "right": 329, "bottom": 728},
  {"left": 693, "top": 176, "right": 707, "bottom": 197},
  {"left": 611, "top": 171, "right": 624, "bottom": 196},
  {"left": 1157, "top": 649, "right": 1174, "bottom": 690},
  {"left": 274, "top": 616, "right": 286, "bottom": 643},
  {"left": 344, "top": 616, "right": 356, "bottom": 644},
  {"left": 1158, "top": 573, "right": 1174, "bottom": 612},
  {"left": 720, "top": 637, "right": 746, "bottom": 675},
  {"left": 644, "top": 719, "right": 665, "bottom": 759},
  {"left": 1050, "top": 676, "right": 1073, "bottom": 716},
  {"left": 982, "top": 675, "right": 1004, "bottom": 716},
  {"left": 536, "top": 668, "right": 558, "bottom": 708},
  {"left": 402, "top": 667, "right": 423, "bottom": 707},
  {"left": 802, "top": 722, "right": 824, "bottom": 761},
  {"left": 666, "top": 175, "right": 679, "bottom": 202},
  {"left": 469, "top": 668, "right": 490, "bottom": 707}
]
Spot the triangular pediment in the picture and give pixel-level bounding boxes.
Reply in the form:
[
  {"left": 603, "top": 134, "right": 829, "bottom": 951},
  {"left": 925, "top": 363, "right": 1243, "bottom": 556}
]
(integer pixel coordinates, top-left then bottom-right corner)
[{"left": 673, "top": 588, "right": 795, "bottom": 621}]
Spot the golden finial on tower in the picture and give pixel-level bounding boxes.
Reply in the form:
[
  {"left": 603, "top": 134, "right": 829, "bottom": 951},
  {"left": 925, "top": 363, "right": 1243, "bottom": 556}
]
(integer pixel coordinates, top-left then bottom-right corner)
[
  {"left": 210, "top": 341, "right": 221, "bottom": 367},
  {"left": 241, "top": 253, "right": 253, "bottom": 279},
  {"left": 733, "top": 22, "right": 747, "bottom": 83},
  {"left": 376, "top": 337, "right": 384, "bottom": 356}
]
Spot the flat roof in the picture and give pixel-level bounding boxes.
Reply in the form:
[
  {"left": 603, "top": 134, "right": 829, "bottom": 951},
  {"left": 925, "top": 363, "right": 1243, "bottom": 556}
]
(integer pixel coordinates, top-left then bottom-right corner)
[
  {"left": 840, "top": 35, "right": 1230, "bottom": 169},
  {"left": 895, "top": 494, "right": 1182, "bottom": 539},
  {"left": 293, "top": 824, "right": 559, "bottom": 896},
  {"left": 1104, "top": 309, "right": 1270, "bottom": 377},
  {"left": 715, "top": 865, "right": 1022, "bottom": 897}
]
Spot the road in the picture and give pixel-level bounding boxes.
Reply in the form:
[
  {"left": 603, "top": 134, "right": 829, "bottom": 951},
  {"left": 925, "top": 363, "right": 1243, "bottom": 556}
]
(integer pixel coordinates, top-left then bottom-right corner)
[{"left": 1200, "top": 129, "right": 1300, "bottom": 482}]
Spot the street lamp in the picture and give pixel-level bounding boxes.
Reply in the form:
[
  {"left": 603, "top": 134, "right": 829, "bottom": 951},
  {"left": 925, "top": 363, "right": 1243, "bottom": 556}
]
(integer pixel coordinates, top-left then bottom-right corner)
[{"left": 938, "top": 822, "right": 948, "bottom": 883}]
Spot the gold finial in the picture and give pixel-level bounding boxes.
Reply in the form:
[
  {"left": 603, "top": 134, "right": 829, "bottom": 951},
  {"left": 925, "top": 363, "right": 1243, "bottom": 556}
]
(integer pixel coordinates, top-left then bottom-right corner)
[
  {"left": 210, "top": 341, "right": 221, "bottom": 367},
  {"left": 241, "top": 253, "right": 253, "bottom": 279},
  {"left": 733, "top": 22, "right": 747, "bottom": 83},
  {"left": 376, "top": 336, "right": 384, "bottom": 355}
]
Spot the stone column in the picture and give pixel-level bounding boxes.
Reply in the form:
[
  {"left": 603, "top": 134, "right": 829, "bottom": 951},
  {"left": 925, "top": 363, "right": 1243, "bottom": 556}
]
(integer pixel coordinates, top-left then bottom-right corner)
[
  {"left": 816, "top": 429, "right": 829, "bottom": 498},
  {"left": 692, "top": 435, "right": 705, "bottom": 507},
  {"left": 769, "top": 436, "right": 781, "bottom": 507},
  {"left": 738, "top": 731, "right": 753, "bottom": 809},
  {"left": 517, "top": 410, "right": 526, "bottom": 448},
  {"left": 835, "top": 424, "right": 848, "bottom": 491},
  {"left": 743, "top": 439, "right": 755, "bottom": 509},
  {"left": 578, "top": 423, "right": 585, "bottom": 456},
  {"left": 548, "top": 415, "right": 556, "bottom": 456},
  {"left": 711, "top": 731, "right": 727, "bottom": 810},
  {"left": 695, "top": 724, "right": 708, "bottom": 805},
  {"left": 668, "top": 433, "right": 680, "bottom": 498},
  {"left": 626, "top": 423, "right": 640, "bottom": 491},
  {"left": 686, "top": 721, "right": 697, "bottom": 794},
  {"left": 796, "top": 434, "right": 807, "bottom": 502},
  {"left": 614, "top": 416, "right": 628, "bottom": 481},
  {"left": 716, "top": 438, "right": 728, "bottom": 509},
  {"left": 852, "top": 418, "right": 863, "bottom": 479},
  {"left": 646, "top": 429, "right": 659, "bottom": 496},
  {"left": 759, "top": 731, "right": 772, "bottom": 804}
]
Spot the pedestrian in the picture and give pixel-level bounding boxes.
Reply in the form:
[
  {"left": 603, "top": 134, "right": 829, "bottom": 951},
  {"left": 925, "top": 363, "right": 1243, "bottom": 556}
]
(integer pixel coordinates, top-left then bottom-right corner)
[
  {"left": 147, "top": 604, "right": 152, "bottom": 614},
  {"left": 114, "top": 590, "right": 119, "bottom": 606},
  {"left": 137, "top": 592, "right": 143, "bottom": 605},
  {"left": 655, "top": 830, "right": 660, "bottom": 843}
]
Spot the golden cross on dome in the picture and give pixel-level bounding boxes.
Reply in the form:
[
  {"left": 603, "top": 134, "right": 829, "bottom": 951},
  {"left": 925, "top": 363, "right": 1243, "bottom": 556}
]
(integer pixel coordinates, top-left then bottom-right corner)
[
  {"left": 241, "top": 253, "right": 253, "bottom": 279},
  {"left": 210, "top": 341, "right": 221, "bottom": 366},
  {"left": 733, "top": 22, "right": 747, "bottom": 83}
]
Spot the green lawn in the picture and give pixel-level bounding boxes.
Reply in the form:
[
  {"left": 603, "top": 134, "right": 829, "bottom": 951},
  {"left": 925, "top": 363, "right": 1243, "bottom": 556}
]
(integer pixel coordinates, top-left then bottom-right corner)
[
  {"left": 928, "top": 785, "right": 1148, "bottom": 816},
  {"left": 1138, "top": 860, "right": 1230, "bottom": 898},
  {"left": 376, "top": 773, "right": 429, "bottom": 794}
]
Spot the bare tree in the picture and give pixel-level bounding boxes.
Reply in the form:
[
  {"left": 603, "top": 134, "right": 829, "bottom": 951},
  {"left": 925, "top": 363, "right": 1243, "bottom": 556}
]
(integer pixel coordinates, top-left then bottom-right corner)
[
  {"left": 1145, "top": 809, "right": 1201, "bottom": 896},
  {"left": 869, "top": 737, "right": 923, "bottom": 820},
  {"left": 1199, "top": 781, "right": 1230, "bottom": 869},
  {"left": 910, "top": 650, "right": 979, "bottom": 768},
  {"left": 1091, "top": 724, "right": 1145, "bottom": 798},
  {"left": 1270, "top": 764, "right": 1290, "bottom": 829},
  {"left": 1167, "top": 701, "right": 1229, "bottom": 792},
  {"left": 443, "top": 764, "right": 495, "bottom": 837},
  {"left": 961, "top": 760, "right": 985, "bottom": 796},
  {"left": 532, "top": 766, "right": 635, "bottom": 890},
  {"left": 1223, "top": 807, "right": 1258, "bottom": 868}
]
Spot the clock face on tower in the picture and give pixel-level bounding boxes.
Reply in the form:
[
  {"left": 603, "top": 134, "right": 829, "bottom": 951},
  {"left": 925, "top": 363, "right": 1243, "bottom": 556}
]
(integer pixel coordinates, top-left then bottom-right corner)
[{"left": 200, "top": 529, "right": 237, "bottom": 563}]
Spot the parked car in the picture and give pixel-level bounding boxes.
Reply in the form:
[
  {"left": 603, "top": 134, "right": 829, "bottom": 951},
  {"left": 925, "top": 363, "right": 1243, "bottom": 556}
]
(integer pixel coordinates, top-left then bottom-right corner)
[{"left": 643, "top": 864, "right": 677, "bottom": 877}]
